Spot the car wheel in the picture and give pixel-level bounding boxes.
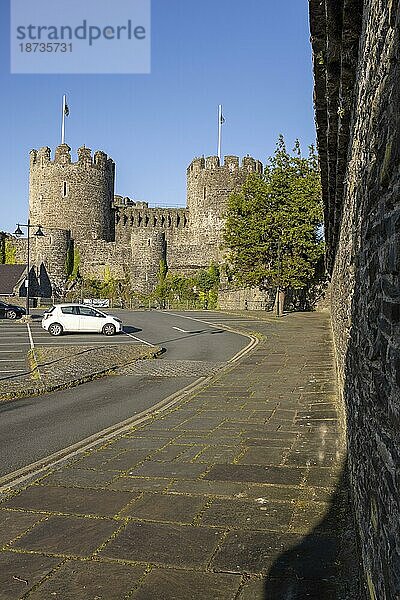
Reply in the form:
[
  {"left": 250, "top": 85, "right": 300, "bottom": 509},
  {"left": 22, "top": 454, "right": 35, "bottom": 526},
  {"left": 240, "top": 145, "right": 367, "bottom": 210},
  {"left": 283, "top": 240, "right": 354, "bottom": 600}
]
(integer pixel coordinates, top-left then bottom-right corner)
[
  {"left": 49, "top": 322, "right": 63, "bottom": 336},
  {"left": 102, "top": 323, "right": 116, "bottom": 336},
  {"left": 6, "top": 310, "right": 18, "bottom": 320}
]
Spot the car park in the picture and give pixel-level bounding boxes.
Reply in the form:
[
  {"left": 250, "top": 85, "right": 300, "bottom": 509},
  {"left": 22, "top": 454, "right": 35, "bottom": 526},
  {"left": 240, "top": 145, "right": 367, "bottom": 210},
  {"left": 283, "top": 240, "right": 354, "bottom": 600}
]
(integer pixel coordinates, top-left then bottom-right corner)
[
  {"left": 0, "top": 301, "right": 26, "bottom": 320},
  {"left": 42, "top": 304, "right": 123, "bottom": 336}
]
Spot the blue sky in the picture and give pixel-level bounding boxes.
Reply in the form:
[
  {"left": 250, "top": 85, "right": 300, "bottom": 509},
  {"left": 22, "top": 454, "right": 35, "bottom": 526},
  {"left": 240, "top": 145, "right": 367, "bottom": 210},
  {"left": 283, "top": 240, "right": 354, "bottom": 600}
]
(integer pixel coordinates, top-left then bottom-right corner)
[{"left": 1, "top": 0, "right": 315, "bottom": 233}]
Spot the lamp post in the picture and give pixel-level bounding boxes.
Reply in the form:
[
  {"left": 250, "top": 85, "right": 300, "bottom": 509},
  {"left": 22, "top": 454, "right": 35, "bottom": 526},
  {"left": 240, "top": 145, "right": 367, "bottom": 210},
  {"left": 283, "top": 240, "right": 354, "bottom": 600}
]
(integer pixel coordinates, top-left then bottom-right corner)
[
  {"left": 276, "top": 238, "right": 282, "bottom": 317},
  {"left": 14, "top": 220, "right": 45, "bottom": 316}
]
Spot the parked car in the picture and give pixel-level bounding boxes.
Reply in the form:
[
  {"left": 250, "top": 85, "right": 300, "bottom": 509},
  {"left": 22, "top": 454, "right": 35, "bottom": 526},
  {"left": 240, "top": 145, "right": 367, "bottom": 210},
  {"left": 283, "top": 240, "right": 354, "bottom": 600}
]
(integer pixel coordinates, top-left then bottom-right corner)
[
  {"left": 0, "top": 301, "right": 26, "bottom": 320},
  {"left": 42, "top": 304, "right": 123, "bottom": 336}
]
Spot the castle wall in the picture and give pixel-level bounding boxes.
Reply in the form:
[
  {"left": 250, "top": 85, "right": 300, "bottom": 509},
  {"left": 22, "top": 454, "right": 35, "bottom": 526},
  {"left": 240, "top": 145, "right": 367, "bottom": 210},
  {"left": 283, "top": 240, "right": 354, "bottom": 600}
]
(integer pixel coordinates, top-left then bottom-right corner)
[
  {"left": 218, "top": 286, "right": 269, "bottom": 310},
  {"left": 310, "top": 2, "right": 400, "bottom": 597},
  {"left": 77, "top": 240, "right": 127, "bottom": 281},
  {"left": 32, "top": 229, "right": 71, "bottom": 290},
  {"left": 10, "top": 237, "right": 27, "bottom": 265}
]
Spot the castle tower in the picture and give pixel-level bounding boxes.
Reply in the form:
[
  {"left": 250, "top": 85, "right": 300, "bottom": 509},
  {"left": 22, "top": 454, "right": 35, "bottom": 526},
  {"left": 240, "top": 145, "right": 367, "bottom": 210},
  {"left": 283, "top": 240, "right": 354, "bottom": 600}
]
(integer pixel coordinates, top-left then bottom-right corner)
[
  {"left": 187, "top": 155, "right": 263, "bottom": 219},
  {"left": 186, "top": 155, "right": 263, "bottom": 265},
  {"left": 29, "top": 145, "right": 115, "bottom": 242},
  {"left": 130, "top": 229, "right": 167, "bottom": 294}
]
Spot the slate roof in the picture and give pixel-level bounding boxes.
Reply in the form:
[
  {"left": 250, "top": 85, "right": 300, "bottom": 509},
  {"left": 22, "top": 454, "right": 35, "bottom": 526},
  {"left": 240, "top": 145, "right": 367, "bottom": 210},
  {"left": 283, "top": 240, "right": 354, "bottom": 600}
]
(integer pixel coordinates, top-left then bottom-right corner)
[{"left": 0, "top": 264, "right": 27, "bottom": 295}]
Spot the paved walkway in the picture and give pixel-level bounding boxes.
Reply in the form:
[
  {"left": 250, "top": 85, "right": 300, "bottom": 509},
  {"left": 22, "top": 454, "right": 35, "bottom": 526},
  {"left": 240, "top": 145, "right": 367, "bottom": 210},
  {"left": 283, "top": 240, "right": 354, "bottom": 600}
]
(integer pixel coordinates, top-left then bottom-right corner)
[{"left": 0, "top": 312, "right": 361, "bottom": 599}]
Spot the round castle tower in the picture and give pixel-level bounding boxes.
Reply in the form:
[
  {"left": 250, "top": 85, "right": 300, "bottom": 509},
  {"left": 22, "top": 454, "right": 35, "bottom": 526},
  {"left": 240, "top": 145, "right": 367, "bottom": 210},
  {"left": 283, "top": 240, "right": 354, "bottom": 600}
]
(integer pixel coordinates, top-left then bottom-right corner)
[
  {"left": 186, "top": 155, "right": 263, "bottom": 264},
  {"left": 187, "top": 155, "right": 263, "bottom": 220},
  {"left": 29, "top": 144, "right": 115, "bottom": 242}
]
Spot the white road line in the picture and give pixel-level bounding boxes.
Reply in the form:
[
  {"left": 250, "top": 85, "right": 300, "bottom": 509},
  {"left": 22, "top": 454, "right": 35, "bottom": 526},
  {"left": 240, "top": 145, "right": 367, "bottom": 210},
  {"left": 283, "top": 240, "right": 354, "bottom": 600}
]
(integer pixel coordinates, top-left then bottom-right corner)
[
  {"left": 161, "top": 312, "right": 225, "bottom": 330},
  {"left": 0, "top": 334, "right": 31, "bottom": 337},
  {"left": 0, "top": 370, "right": 25, "bottom": 373},
  {"left": 172, "top": 326, "right": 191, "bottom": 333},
  {"left": 30, "top": 341, "right": 142, "bottom": 346},
  {"left": 0, "top": 344, "right": 30, "bottom": 347},
  {"left": 123, "top": 331, "right": 153, "bottom": 346},
  {"left": 27, "top": 323, "right": 35, "bottom": 350},
  {"left": 0, "top": 359, "right": 25, "bottom": 362}
]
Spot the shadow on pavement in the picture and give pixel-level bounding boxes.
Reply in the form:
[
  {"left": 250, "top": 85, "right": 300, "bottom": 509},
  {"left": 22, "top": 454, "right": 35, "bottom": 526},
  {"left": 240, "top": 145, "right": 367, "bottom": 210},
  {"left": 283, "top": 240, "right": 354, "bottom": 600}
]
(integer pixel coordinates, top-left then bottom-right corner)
[
  {"left": 121, "top": 325, "right": 143, "bottom": 334},
  {"left": 262, "top": 460, "right": 365, "bottom": 600}
]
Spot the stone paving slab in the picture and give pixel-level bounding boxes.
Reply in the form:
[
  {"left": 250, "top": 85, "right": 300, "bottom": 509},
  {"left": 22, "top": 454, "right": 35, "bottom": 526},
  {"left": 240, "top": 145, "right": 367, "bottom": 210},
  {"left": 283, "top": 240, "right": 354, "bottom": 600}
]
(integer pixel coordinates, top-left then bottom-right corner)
[
  {"left": 0, "top": 551, "right": 61, "bottom": 599},
  {"left": 0, "top": 312, "right": 362, "bottom": 599},
  {"left": 131, "top": 568, "right": 241, "bottom": 600},
  {"left": 2, "top": 485, "right": 136, "bottom": 517},
  {"left": 10, "top": 514, "right": 119, "bottom": 557},
  {"left": 26, "top": 560, "right": 147, "bottom": 600},
  {"left": 99, "top": 521, "right": 225, "bottom": 568}
]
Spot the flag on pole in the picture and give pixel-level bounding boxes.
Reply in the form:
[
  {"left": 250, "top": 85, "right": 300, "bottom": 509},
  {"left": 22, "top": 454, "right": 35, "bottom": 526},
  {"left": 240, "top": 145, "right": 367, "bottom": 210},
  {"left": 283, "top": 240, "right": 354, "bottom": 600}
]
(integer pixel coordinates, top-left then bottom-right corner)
[
  {"left": 61, "top": 94, "right": 69, "bottom": 145},
  {"left": 218, "top": 104, "right": 225, "bottom": 161}
]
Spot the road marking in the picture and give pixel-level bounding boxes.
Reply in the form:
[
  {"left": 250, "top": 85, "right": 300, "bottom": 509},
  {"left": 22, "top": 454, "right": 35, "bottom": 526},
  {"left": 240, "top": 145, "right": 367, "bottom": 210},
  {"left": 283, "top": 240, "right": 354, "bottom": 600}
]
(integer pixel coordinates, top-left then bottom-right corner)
[
  {"left": 0, "top": 334, "right": 30, "bottom": 337},
  {"left": 161, "top": 311, "right": 225, "bottom": 330},
  {"left": 27, "top": 324, "right": 35, "bottom": 350},
  {"left": 0, "top": 351, "right": 24, "bottom": 353},
  {"left": 0, "top": 359, "right": 25, "bottom": 362},
  {"left": 172, "top": 326, "right": 191, "bottom": 333},
  {"left": 123, "top": 331, "right": 153, "bottom": 346},
  {"left": 0, "top": 369, "right": 25, "bottom": 373}
]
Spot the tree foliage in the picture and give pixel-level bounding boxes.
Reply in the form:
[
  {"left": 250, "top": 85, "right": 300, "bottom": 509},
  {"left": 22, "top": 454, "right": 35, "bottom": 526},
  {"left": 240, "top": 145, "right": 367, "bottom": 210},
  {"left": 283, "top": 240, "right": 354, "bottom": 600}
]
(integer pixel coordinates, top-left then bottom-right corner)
[
  {"left": 223, "top": 136, "right": 324, "bottom": 294},
  {"left": 0, "top": 238, "right": 18, "bottom": 265},
  {"left": 146, "top": 262, "right": 220, "bottom": 309}
]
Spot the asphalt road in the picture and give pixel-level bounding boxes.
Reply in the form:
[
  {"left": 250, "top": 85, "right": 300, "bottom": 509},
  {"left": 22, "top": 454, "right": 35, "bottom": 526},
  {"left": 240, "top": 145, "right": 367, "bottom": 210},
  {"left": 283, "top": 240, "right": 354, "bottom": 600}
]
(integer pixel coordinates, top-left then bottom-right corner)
[{"left": 0, "top": 310, "right": 249, "bottom": 476}]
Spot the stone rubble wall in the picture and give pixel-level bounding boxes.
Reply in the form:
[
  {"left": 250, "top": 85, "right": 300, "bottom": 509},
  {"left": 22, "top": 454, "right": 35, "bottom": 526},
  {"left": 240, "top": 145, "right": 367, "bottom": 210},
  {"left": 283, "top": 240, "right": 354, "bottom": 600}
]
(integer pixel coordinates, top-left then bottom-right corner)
[
  {"left": 218, "top": 287, "right": 270, "bottom": 311},
  {"left": 310, "top": 1, "right": 400, "bottom": 598}
]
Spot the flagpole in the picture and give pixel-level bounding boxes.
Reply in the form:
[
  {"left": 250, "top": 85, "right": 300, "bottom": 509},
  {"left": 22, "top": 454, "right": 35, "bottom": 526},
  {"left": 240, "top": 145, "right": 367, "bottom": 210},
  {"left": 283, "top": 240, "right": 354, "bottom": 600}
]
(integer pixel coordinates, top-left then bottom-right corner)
[
  {"left": 217, "top": 104, "right": 222, "bottom": 162},
  {"left": 61, "top": 95, "right": 66, "bottom": 145}
]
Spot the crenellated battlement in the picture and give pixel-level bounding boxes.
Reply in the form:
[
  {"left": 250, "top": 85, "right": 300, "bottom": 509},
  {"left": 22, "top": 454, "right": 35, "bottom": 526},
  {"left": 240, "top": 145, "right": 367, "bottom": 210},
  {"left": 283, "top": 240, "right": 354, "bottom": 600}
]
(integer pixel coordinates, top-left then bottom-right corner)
[
  {"left": 115, "top": 205, "right": 188, "bottom": 230},
  {"left": 30, "top": 144, "right": 115, "bottom": 173},
  {"left": 187, "top": 155, "right": 263, "bottom": 175}
]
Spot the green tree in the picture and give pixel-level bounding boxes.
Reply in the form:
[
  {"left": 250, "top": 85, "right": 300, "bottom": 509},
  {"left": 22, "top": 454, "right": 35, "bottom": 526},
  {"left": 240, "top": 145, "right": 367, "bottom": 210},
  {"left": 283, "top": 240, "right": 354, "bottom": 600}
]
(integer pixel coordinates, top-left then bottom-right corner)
[
  {"left": 0, "top": 239, "right": 18, "bottom": 265},
  {"left": 145, "top": 262, "right": 220, "bottom": 310},
  {"left": 223, "top": 135, "right": 324, "bottom": 310}
]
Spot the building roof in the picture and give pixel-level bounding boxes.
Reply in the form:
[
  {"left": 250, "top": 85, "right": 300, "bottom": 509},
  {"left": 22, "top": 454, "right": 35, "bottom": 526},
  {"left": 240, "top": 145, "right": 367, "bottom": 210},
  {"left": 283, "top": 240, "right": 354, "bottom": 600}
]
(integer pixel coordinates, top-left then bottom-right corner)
[{"left": 0, "top": 264, "right": 27, "bottom": 295}]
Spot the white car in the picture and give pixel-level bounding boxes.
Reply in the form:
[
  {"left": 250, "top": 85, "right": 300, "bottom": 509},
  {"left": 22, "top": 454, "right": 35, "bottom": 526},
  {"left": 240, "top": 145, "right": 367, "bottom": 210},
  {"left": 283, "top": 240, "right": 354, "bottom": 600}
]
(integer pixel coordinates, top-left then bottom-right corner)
[{"left": 42, "top": 304, "right": 123, "bottom": 336}]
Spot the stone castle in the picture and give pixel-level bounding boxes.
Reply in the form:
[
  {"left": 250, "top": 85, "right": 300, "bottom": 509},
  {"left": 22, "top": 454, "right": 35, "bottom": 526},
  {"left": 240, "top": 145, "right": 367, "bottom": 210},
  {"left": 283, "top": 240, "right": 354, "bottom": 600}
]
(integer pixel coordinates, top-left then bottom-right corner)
[{"left": 18, "top": 144, "right": 262, "bottom": 296}]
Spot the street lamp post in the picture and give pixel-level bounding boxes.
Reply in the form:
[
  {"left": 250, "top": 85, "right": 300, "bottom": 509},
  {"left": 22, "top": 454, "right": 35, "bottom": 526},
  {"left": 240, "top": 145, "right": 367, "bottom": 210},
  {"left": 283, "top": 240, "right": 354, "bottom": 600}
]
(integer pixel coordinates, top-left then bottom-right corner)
[
  {"left": 14, "top": 220, "right": 44, "bottom": 316},
  {"left": 276, "top": 238, "right": 282, "bottom": 317}
]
